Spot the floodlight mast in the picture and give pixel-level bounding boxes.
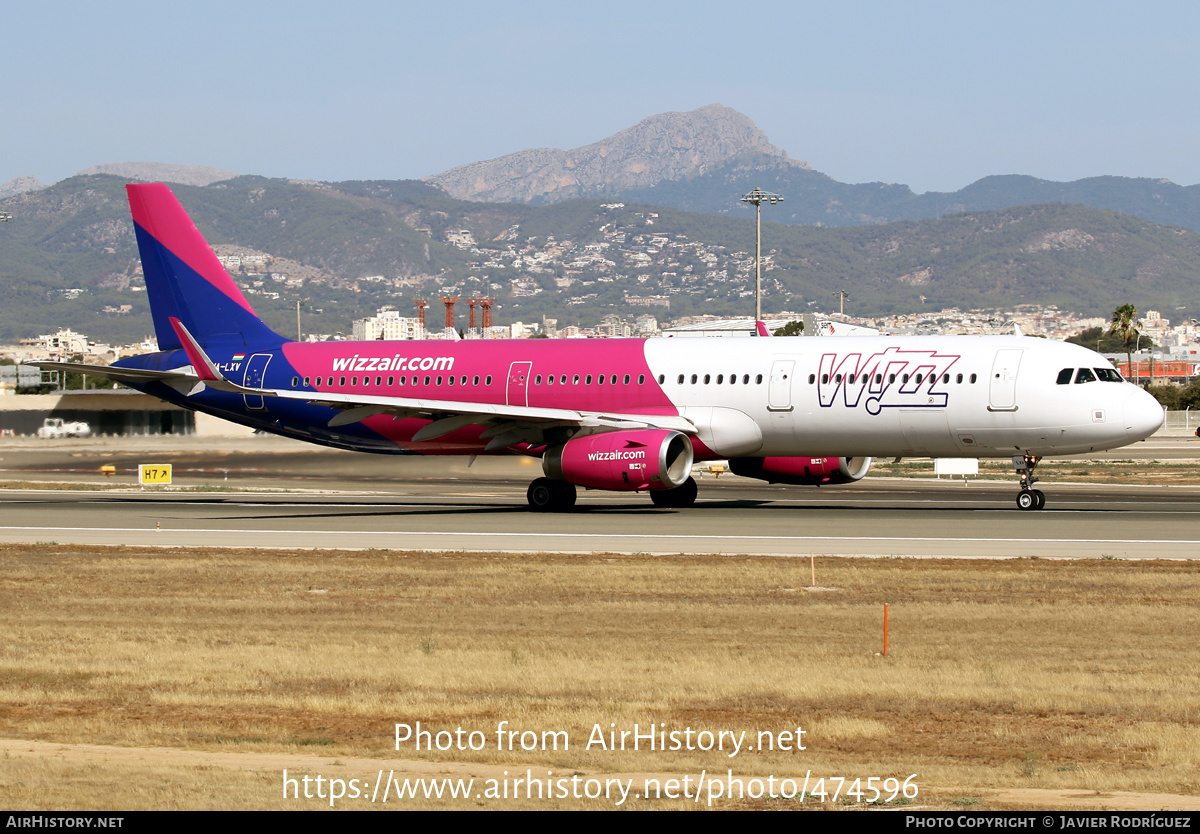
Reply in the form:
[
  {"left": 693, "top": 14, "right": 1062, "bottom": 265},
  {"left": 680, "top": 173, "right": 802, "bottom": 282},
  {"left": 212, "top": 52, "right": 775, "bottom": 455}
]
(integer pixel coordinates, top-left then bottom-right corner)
[{"left": 740, "top": 187, "right": 784, "bottom": 324}]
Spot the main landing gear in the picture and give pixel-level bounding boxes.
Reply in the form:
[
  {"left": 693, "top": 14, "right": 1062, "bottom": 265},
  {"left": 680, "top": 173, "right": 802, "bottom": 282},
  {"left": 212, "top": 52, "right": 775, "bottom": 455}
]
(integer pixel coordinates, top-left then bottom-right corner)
[
  {"left": 650, "top": 476, "right": 698, "bottom": 509},
  {"left": 527, "top": 478, "right": 577, "bottom": 512},
  {"left": 525, "top": 477, "right": 700, "bottom": 511},
  {"left": 1013, "top": 454, "right": 1045, "bottom": 511}
]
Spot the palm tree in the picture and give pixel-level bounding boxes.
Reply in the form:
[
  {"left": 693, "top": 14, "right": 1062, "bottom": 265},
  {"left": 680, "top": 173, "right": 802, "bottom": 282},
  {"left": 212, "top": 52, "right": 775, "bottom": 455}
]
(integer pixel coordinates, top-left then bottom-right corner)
[{"left": 1109, "top": 304, "right": 1141, "bottom": 381}]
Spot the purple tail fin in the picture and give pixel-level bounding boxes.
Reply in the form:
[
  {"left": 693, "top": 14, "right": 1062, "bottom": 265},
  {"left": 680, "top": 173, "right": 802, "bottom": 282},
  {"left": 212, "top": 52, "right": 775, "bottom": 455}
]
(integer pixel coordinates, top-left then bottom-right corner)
[{"left": 128, "top": 183, "right": 285, "bottom": 351}]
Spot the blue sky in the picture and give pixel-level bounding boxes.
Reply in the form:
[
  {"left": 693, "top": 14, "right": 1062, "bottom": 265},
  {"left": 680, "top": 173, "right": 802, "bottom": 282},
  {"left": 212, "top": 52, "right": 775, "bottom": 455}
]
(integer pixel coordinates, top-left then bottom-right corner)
[{"left": 4, "top": 1, "right": 1198, "bottom": 193}]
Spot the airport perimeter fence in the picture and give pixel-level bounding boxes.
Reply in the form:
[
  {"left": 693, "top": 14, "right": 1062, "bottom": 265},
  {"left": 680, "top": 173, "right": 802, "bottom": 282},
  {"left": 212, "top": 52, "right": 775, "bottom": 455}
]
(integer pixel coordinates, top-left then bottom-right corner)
[{"left": 1163, "top": 409, "right": 1198, "bottom": 434}]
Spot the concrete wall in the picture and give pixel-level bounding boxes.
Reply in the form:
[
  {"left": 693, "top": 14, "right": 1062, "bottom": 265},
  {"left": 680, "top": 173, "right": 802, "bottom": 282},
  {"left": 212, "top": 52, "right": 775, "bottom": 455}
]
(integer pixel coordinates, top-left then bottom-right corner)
[{"left": 0, "top": 392, "right": 194, "bottom": 436}]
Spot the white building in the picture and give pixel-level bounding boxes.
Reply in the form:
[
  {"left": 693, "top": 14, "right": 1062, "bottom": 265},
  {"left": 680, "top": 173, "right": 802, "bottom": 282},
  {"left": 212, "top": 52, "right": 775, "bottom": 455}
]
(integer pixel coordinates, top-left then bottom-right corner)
[{"left": 352, "top": 309, "right": 425, "bottom": 341}]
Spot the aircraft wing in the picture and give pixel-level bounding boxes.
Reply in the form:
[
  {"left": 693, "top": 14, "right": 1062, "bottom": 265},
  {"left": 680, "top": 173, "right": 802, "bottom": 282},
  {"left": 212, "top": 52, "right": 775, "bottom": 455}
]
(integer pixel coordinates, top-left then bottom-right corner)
[
  {"left": 24, "top": 360, "right": 203, "bottom": 396},
  {"left": 269, "top": 386, "right": 696, "bottom": 447}
]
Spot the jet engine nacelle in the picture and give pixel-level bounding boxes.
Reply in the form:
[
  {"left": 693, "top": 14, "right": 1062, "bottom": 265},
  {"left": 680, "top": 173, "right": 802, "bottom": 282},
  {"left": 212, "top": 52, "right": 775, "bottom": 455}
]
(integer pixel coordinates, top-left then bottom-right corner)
[
  {"left": 728, "top": 456, "right": 872, "bottom": 486},
  {"left": 543, "top": 429, "right": 694, "bottom": 491}
]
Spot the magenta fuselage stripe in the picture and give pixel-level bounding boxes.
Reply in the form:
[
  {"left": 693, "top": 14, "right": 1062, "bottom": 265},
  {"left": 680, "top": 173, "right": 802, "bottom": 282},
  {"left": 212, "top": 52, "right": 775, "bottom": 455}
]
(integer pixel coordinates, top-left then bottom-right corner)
[{"left": 281, "top": 339, "right": 677, "bottom": 414}]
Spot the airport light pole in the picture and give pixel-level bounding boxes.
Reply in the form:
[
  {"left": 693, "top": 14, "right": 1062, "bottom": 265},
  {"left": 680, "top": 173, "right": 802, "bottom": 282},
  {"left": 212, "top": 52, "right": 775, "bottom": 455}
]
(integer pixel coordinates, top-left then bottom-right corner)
[
  {"left": 832, "top": 289, "right": 850, "bottom": 319},
  {"left": 741, "top": 187, "right": 784, "bottom": 323}
]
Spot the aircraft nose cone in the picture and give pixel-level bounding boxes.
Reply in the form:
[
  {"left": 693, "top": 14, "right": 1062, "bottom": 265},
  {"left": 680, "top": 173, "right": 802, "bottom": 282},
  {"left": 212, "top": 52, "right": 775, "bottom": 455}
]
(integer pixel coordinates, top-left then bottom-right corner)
[{"left": 1123, "top": 389, "right": 1164, "bottom": 440}]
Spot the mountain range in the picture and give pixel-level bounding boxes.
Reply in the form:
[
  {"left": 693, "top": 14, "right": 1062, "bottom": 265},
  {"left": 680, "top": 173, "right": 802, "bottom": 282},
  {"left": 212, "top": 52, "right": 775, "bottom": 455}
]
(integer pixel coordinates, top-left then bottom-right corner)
[
  {"left": 424, "top": 104, "right": 1200, "bottom": 232},
  {"left": 0, "top": 105, "right": 1198, "bottom": 345},
  {"left": 2, "top": 173, "right": 1199, "bottom": 346},
  {"left": 5, "top": 105, "right": 1199, "bottom": 231}
]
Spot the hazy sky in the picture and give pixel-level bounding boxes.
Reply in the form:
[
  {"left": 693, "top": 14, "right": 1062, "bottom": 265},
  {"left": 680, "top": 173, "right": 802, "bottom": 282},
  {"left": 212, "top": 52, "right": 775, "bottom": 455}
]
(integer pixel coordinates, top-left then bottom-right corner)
[{"left": 4, "top": 0, "right": 1198, "bottom": 193}]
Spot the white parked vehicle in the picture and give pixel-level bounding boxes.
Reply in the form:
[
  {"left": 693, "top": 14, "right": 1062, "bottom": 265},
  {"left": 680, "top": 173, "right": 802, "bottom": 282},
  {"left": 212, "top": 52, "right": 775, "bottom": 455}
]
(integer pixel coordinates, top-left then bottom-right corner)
[{"left": 36, "top": 417, "right": 92, "bottom": 439}]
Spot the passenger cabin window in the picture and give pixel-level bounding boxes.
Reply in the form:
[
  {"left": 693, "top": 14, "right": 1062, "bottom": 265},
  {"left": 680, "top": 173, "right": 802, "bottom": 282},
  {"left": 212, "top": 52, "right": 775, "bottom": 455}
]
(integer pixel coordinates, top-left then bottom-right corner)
[
  {"left": 1057, "top": 368, "right": 1074, "bottom": 385},
  {"left": 1075, "top": 368, "right": 1097, "bottom": 384}
]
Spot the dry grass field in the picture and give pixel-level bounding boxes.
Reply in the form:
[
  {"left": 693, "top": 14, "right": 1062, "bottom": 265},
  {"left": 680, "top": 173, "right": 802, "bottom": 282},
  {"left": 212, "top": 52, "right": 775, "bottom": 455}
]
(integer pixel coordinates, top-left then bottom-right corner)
[{"left": 3, "top": 544, "right": 1200, "bottom": 810}]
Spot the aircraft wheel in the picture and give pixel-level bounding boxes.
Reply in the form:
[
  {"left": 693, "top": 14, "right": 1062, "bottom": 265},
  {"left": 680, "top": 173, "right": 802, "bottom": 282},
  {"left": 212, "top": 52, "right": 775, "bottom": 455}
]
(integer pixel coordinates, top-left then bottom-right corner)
[
  {"left": 527, "top": 478, "right": 556, "bottom": 511},
  {"left": 1031, "top": 489, "right": 1045, "bottom": 510},
  {"left": 650, "top": 476, "right": 698, "bottom": 508},
  {"left": 552, "top": 480, "right": 577, "bottom": 511},
  {"left": 527, "top": 478, "right": 576, "bottom": 512},
  {"left": 1016, "top": 490, "right": 1038, "bottom": 511}
]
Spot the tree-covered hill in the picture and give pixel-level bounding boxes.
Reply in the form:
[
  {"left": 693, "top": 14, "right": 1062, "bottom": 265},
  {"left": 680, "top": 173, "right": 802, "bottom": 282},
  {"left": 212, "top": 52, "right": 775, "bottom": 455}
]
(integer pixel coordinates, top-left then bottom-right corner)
[{"left": 1, "top": 175, "right": 1198, "bottom": 344}]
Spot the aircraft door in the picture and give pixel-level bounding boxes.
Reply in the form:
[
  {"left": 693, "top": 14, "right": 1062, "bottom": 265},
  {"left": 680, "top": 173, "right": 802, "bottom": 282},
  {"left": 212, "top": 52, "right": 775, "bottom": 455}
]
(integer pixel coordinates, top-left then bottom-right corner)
[
  {"left": 507, "top": 361, "right": 532, "bottom": 407},
  {"left": 767, "top": 359, "right": 795, "bottom": 412},
  {"left": 988, "top": 349, "right": 1023, "bottom": 411},
  {"left": 242, "top": 353, "right": 272, "bottom": 411}
]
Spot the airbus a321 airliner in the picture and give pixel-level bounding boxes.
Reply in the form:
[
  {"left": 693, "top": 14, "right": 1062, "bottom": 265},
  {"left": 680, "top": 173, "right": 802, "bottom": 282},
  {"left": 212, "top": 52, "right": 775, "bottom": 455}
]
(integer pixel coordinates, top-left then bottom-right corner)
[{"left": 36, "top": 184, "right": 1165, "bottom": 511}]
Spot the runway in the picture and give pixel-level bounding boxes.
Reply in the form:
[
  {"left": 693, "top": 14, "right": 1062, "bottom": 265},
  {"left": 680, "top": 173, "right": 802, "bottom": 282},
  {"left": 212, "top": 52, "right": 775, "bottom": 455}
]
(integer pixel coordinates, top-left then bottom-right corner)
[
  {"left": 1, "top": 478, "right": 1197, "bottom": 558},
  {"left": 1, "top": 432, "right": 1197, "bottom": 558}
]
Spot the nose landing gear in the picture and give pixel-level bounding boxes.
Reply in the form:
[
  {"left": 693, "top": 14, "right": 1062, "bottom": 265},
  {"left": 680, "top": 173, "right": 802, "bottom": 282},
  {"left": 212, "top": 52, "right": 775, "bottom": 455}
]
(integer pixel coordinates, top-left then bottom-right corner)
[{"left": 1013, "top": 454, "right": 1045, "bottom": 511}]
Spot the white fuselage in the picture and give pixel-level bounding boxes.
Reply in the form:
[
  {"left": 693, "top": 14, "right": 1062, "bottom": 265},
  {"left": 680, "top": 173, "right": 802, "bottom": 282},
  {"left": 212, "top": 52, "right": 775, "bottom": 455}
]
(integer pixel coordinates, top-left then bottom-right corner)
[{"left": 643, "top": 335, "right": 1163, "bottom": 459}]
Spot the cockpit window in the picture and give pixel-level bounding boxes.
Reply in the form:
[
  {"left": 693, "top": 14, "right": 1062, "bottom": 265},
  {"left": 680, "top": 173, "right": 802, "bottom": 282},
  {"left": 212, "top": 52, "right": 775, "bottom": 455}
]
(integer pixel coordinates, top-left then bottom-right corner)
[
  {"left": 1075, "top": 368, "right": 1097, "bottom": 384},
  {"left": 1094, "top": 367, "right": 1123, "bottom": 382},
  {"left": 1056, "top": 368, "right": 1073, "bottom": 385}
]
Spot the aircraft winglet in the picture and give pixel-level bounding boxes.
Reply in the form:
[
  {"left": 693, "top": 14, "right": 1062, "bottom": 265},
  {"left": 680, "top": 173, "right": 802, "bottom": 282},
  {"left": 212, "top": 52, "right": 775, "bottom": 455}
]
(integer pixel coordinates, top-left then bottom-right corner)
[
  {"left": 755, "top": 320, "right": 771, "bottom": 337},
  {"left": 169, "top": 317, "right": 224, "bottom": 382}
]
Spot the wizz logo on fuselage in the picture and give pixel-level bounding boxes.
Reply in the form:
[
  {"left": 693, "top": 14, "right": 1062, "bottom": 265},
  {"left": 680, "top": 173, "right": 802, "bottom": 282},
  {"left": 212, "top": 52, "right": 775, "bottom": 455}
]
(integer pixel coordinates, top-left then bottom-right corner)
[{"left": 818, "top": 347, "right": 961, "bottom": 415}]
